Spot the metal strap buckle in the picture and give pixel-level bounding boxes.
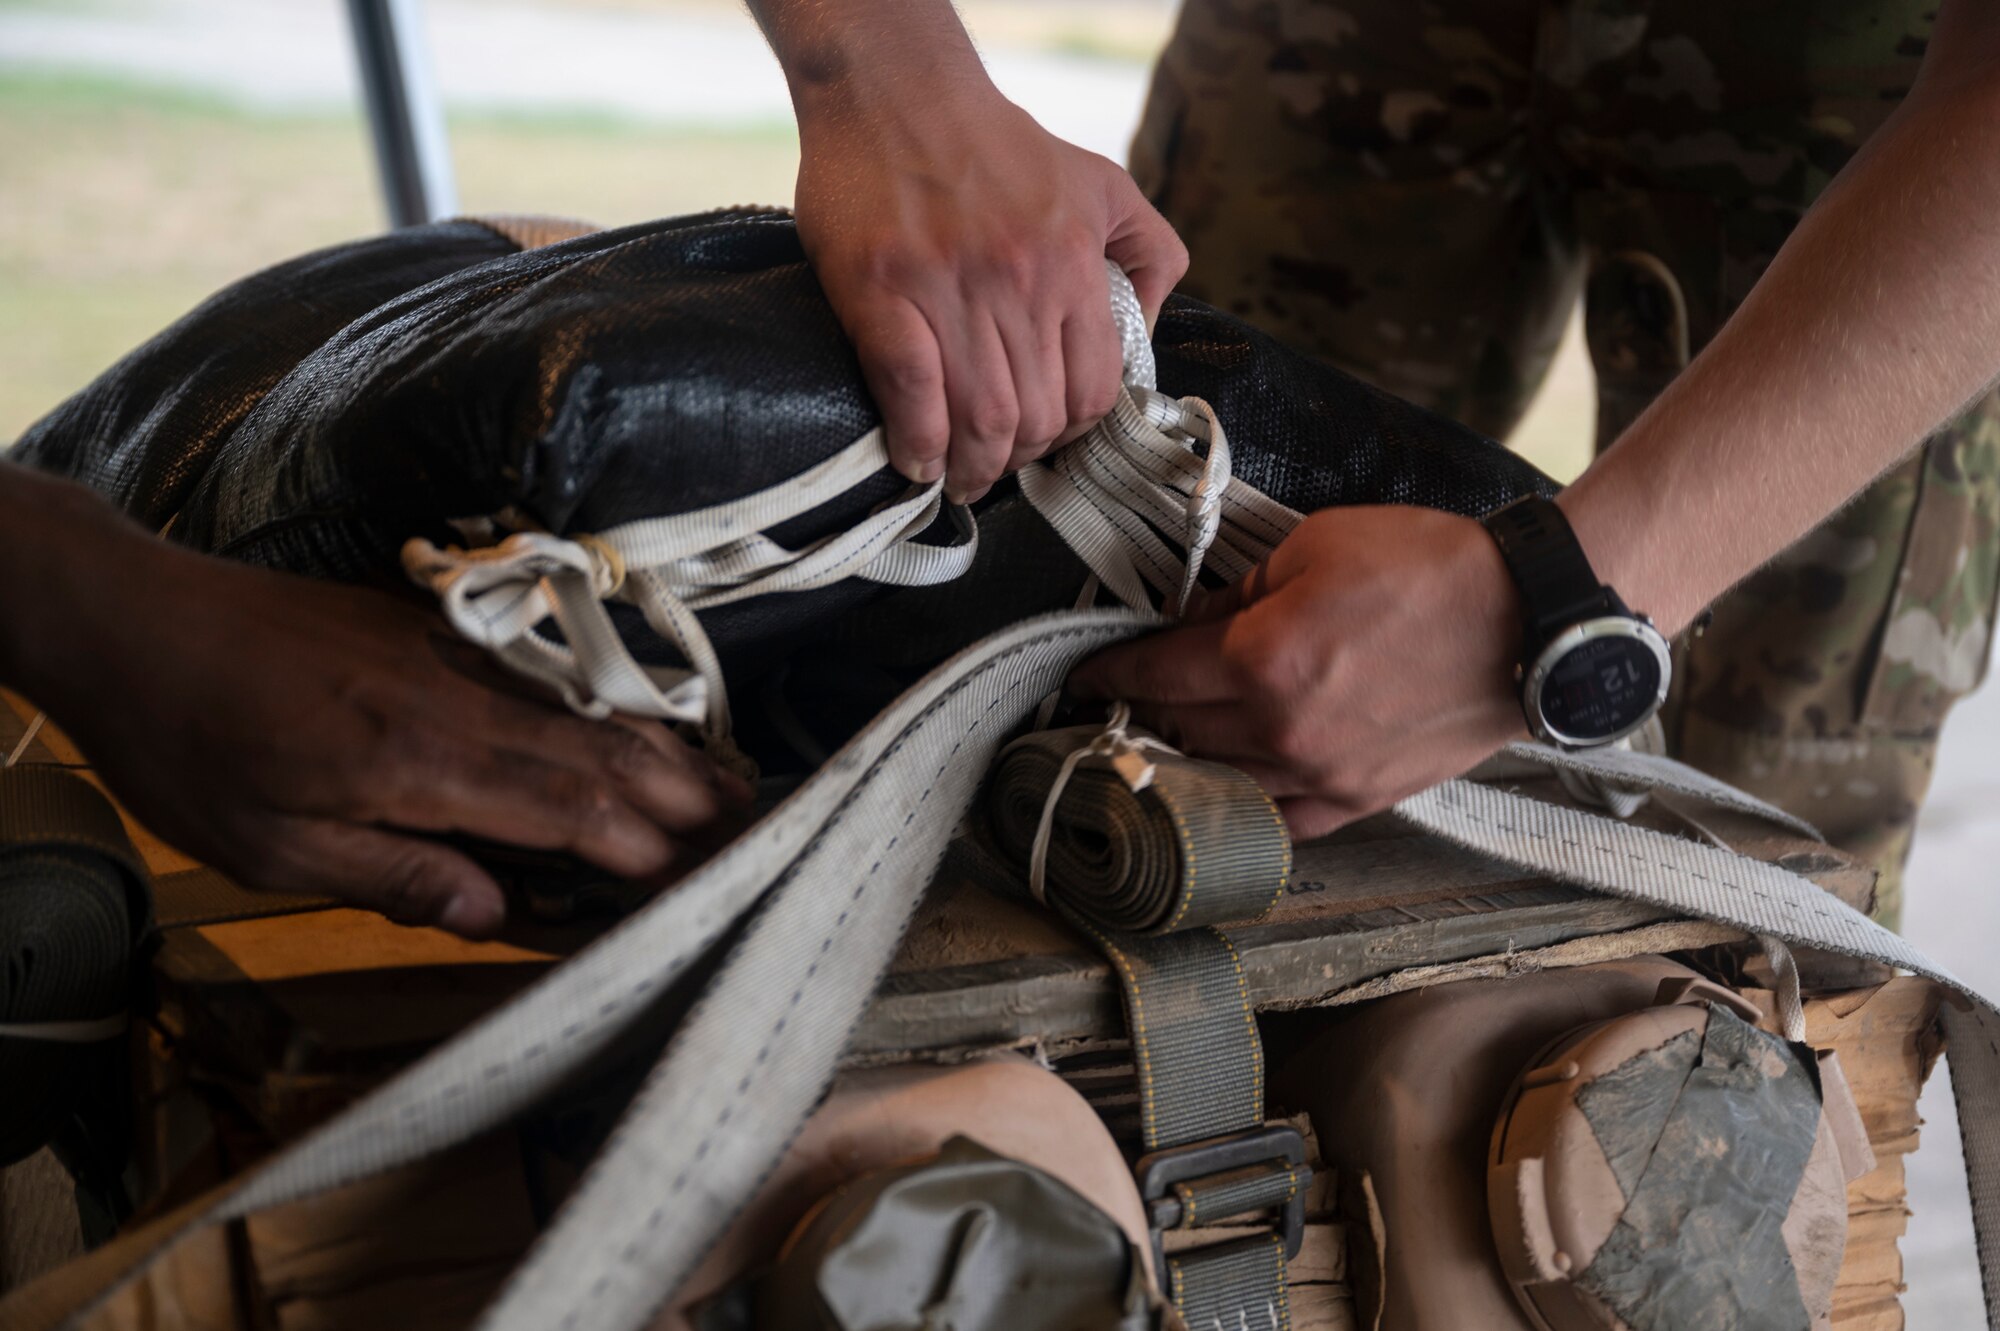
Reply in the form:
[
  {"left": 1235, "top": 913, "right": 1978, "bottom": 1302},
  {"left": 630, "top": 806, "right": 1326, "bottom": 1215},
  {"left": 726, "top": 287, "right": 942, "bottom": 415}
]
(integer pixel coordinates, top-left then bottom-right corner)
[{"left": 1134, "top": 1122, "right": 1309, "bottom": 1280}]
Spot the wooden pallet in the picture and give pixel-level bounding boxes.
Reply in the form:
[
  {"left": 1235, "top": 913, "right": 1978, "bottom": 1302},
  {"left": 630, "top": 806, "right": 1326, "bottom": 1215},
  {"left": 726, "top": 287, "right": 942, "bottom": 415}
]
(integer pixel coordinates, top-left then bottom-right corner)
[{"left": 0, "top": 691, "right": 1935, "bottom": 1331}]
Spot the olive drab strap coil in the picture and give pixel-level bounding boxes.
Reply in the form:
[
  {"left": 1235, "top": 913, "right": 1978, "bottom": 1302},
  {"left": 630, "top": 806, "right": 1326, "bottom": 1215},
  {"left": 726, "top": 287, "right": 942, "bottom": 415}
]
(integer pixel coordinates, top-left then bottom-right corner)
[
  {"left": 991, "top": 718, "right": 1301, "bottom": 1330},
  {"left": 0, "top": 765, "right": 153, "bottom": 1046},
  {"left": 0, "top": 766, "right": 153, "bottom": 1178}
]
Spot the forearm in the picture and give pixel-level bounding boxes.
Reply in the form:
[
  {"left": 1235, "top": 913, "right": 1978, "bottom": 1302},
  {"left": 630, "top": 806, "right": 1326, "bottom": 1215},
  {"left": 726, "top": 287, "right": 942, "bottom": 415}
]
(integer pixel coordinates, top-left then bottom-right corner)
[
  {"left": 745, "top": 0, "right": 991, "bottom": 125},
  {"left": 0, "top": 462, "right": 146, "bottom": 714},
  {"left": 1563, "top": 67, "right": 2000, "bottom": 635}
]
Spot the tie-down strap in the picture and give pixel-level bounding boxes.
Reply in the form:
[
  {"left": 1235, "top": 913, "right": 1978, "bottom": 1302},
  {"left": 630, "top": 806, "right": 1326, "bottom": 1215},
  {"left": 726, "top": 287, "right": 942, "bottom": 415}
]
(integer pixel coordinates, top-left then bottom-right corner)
[
  {"left": 991, "top": 722, "right": 1303, "bottom": 1330},
  {"left": 8, "top": 610, "right": 2000, "bottom": 1331},
  {"left": 990, "top": 720, "right": 1291, "bottom": 933}
]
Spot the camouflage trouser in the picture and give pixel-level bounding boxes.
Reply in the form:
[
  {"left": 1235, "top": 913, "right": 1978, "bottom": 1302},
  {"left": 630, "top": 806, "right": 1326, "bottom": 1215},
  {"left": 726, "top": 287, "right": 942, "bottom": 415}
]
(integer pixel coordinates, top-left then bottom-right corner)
[{"left": 1130, "top": 0, "right": 2000, "bottom": 926}]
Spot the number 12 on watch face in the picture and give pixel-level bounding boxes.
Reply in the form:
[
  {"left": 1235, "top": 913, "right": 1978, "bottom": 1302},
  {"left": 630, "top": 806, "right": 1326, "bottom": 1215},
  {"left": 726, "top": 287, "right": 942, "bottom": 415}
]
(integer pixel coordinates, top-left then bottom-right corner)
[{"left": 1536, "top": 632, "right": 1666, "bottom": 745}]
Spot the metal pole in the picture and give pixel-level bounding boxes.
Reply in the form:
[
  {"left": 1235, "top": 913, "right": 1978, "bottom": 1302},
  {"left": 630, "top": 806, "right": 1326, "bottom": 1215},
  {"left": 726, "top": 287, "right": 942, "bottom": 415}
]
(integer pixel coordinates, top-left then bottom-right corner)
[{"left": 345, "top": 0, "right": 458, "bottom": 228}]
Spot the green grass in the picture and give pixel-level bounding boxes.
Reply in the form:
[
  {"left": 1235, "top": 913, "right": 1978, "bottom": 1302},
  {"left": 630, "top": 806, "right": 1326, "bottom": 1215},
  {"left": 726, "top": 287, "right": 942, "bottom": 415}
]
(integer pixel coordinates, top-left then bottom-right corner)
[{"left": 0, "top": 70, "right": 802, "bottom": 443}]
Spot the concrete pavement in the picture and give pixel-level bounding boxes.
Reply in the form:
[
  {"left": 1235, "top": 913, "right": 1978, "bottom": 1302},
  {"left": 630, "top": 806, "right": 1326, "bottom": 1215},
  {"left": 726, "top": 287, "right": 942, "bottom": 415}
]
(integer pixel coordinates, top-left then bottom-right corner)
[{"left": 0, "top": 0, "right": 1158, "bottom": 162}]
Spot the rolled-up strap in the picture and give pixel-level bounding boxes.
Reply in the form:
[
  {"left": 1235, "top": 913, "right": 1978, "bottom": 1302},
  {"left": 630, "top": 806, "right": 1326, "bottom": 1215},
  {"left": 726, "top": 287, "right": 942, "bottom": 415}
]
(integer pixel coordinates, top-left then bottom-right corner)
[
  {"left": 990, "top": 722, "right": 1290, "bottom": 934},
  {"left": 990, "top": 721, "right": 1300, "bottom": 1329},
  {"left": 0, "top": 766, "right": 153, "bottom": 1165}
]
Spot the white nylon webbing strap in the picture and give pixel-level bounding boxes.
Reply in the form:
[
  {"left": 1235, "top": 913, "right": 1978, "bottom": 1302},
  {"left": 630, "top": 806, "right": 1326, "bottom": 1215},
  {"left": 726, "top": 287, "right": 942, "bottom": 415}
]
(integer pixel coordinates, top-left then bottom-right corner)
[
  {"left": 1479, "top": 741, "right": 1824, "bottom": 841},
  {"left": 0, "top": 610, "right": 1156, "bottom": 1331},
  {"left": 401, "top": 260, "right": 1151, "bottom": 749},
  {"left": 1018, "top": 388, "right": 1301, "bottom": 615}
]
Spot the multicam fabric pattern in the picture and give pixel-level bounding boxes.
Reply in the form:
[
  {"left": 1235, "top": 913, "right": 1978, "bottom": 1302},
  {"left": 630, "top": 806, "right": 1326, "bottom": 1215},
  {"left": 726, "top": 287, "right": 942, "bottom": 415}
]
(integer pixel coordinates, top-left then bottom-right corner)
[{"left": 1131, "top": 0, "right": 2000, "bottom": 925}]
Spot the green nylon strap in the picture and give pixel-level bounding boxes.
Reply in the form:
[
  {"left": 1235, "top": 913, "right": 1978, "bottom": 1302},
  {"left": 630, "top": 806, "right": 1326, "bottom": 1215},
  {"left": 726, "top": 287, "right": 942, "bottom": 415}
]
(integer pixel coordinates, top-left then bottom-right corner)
[
  {"left": 1171, "top": 1162, "right": 1304, "bottom": 1232},
  {"left": 990, "top": 725, "right": 1290, "bottom": 934},
  {"left": 989, "top": 723, "right": 1295, "bottom": 1331},
  {"left": 152, "top": 865, "right": 335, "bottom": 930},
  {"left": 0, "top": 765, "right": 149, "bottom": 891},
  {"left": 1093, "top": 925, "right": 1266, "bottom": 1153},
  {"left": 1170, "top": 1235, "right": 1291, "bottom": 1331}
]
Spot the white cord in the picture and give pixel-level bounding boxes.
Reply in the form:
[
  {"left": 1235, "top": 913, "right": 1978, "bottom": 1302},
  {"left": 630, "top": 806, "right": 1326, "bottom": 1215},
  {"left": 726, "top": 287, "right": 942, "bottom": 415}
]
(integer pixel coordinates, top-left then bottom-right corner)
[
  {"left": 1025, "top": 701, "right": 1178, "bottom": 907},
  {"left": 4, "top": 711, "right": 46, "bottom": 768}
]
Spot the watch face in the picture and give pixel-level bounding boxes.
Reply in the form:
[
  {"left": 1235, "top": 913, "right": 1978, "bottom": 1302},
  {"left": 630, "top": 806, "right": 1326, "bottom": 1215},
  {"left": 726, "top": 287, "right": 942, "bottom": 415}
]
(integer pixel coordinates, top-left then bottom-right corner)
[{"left": 1535, "top": 629, "right": 1666, "bottom": 744}]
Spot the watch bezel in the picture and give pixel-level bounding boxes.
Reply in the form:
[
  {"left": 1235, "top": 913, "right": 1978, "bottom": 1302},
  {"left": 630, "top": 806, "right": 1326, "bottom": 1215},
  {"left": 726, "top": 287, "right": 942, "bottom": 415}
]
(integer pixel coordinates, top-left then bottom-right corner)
[{"left": 1521, "top": 615, "right": 1673, "bottom": 749}]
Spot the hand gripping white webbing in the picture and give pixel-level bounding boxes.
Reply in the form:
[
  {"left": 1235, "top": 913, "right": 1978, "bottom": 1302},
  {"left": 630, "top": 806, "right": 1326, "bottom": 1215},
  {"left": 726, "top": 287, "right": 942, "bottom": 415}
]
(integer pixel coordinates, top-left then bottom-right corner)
[
  {"left": 12, "top": 271, "right": 2000, "bottom": 1331},
  {"left": 400, "top": 259, "right": 1159, "bottom": 757}
]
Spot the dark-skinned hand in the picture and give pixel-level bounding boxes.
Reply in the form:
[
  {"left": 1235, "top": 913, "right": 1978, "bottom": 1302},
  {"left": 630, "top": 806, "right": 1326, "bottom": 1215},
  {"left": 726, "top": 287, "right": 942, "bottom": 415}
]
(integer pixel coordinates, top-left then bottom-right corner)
[{"left": 4, "top": 474, "right": 750, "bottom": 938}]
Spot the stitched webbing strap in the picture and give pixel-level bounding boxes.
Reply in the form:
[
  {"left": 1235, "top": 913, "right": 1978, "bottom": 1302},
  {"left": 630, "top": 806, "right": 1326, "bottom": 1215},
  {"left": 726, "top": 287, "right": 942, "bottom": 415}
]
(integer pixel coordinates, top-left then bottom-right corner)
[
  {"left": 1172, "top": 1162, "right": 1304, "bottom": 1232},
  {"left": 7, "top": 617, "right": 2000, "bottom": 1330},
  {"left": 151, "top": 866, "right": 335, "bottom": 930},
  {"left": 990, "top": 723, "right": 1298, "bottom": 1330},
  {"left": 1101, "top": 927, "right": 1267, "bottom": 1152},
  {"left": 992, "top": 722, "right": 1291, "bottom": 933},
  {"left": 1172, "top": 1238, "right": 1292, "bottom": 1331}
]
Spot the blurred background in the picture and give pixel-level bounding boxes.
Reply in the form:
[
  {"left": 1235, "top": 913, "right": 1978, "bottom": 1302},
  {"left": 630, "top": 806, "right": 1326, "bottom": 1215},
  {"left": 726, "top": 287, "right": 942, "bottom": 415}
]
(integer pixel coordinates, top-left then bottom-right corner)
[{"left": 0, "top": 0, "right": 1989, "bottom": 1320}]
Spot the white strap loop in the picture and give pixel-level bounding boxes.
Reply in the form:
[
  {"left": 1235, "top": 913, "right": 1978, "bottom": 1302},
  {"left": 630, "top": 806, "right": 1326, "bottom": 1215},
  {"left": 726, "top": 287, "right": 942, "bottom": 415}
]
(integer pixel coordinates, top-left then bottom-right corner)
[
  {"left": 1759, "top": 935, "right": 1808, "bottom": 1043},
  {"left": 1019, "top": 386, "right": 1297, "bottom": 618},
  {"left": 401, "top": 263, "right": 1169, "bottom": 753}
]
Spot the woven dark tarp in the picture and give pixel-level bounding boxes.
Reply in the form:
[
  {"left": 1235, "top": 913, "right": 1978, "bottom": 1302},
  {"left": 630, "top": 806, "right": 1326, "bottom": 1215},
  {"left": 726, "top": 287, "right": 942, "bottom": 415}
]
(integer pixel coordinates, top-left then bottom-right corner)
[
  {"left": 17, "top": 210, "right": 1558, "bottom": 767},
  {"left": 15, "top": 222, "right": 518, "bottom": 532}
]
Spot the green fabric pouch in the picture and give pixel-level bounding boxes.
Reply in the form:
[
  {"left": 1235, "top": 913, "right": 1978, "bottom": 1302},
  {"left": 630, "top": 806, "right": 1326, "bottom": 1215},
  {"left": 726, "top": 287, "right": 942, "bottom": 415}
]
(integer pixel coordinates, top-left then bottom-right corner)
[{"left": 696, "top": 1136, "right": 1166, "bottom": 1331}]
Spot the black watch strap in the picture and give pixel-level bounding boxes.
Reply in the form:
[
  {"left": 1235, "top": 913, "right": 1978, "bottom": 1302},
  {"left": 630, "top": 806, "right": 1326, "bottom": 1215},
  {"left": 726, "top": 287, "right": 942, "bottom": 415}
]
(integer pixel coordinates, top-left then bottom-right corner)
[{"left": 1481, "top": 496, "right": 1616, "bottom": 644}]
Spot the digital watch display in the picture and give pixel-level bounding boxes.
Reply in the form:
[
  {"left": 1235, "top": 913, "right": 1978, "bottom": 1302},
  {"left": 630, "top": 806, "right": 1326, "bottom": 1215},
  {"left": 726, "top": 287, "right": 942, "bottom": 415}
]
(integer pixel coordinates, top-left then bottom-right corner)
[
  {"left": 1522, "top": 616, "right": 1672, "bottom": 748},
  {"left": 1481, "top": 497, "right": 1672, "bottom": 750}
]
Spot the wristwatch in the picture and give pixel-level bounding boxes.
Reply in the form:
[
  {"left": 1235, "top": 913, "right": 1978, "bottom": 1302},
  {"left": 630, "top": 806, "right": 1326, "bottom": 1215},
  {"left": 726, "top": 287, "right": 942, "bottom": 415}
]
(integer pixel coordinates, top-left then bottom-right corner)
[{"left": 1480, "top": 495, "right": 1671, "bottom": 749}]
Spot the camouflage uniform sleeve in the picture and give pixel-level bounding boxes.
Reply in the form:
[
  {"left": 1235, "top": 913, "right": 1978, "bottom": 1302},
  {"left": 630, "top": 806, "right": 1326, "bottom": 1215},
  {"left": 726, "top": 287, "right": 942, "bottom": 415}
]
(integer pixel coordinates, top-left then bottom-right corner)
[{"left": 1130, "top": 0, "right": 1999, "bottom": 925}]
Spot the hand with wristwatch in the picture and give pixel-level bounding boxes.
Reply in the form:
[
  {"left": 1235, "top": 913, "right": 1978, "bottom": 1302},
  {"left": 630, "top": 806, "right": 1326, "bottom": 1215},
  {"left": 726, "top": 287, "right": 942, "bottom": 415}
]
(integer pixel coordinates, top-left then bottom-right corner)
[
  {"left": 1479, "top": 496, "right": 1673, "bottom": 751},
  {"left": 1070, "top": 495, "right": 1676, "bottom": 839}
]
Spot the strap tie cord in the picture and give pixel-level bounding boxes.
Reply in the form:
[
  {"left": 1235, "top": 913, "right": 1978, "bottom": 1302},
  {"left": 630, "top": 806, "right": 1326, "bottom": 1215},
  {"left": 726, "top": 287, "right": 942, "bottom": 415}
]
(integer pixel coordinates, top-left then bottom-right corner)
[{"left": 1026, "top": 701, "right": 1175, "bottom": 907}]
